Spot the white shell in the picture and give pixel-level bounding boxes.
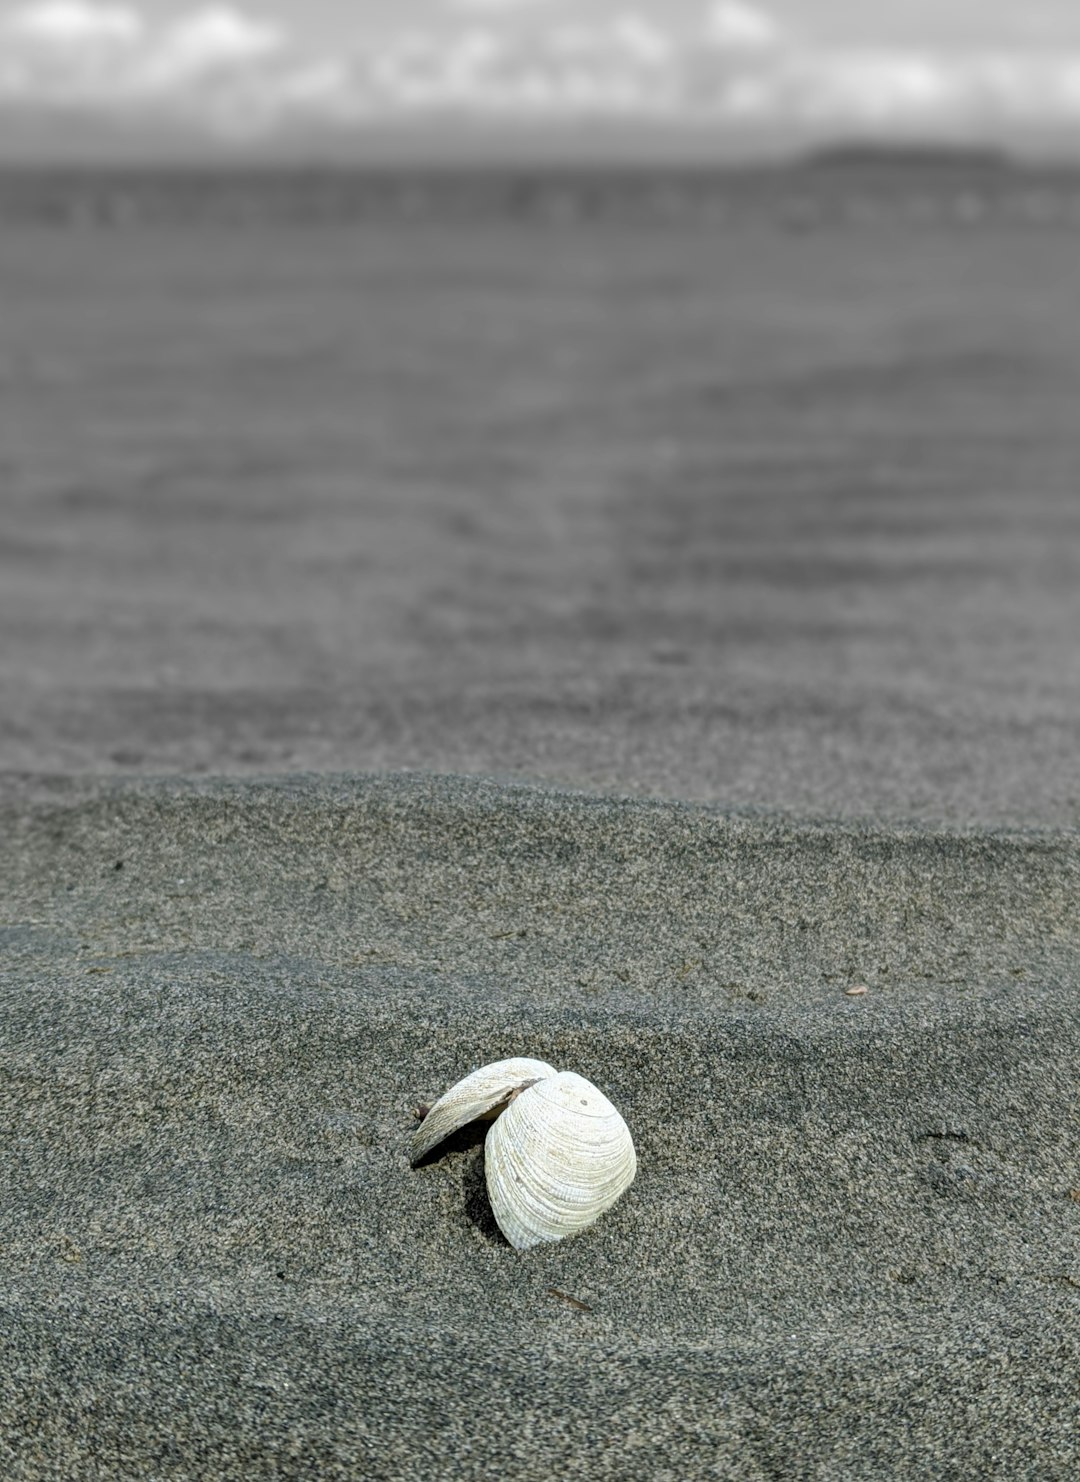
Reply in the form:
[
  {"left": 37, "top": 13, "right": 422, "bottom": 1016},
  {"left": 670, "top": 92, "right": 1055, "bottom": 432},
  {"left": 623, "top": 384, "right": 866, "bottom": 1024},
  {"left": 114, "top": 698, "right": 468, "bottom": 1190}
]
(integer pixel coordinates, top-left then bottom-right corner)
[
  {"left": 410, "top": 1056, "right": 556, "bottom": 1165},
  {"left": 485, "top": 1071, "right": 636, "bottom": 1250}
]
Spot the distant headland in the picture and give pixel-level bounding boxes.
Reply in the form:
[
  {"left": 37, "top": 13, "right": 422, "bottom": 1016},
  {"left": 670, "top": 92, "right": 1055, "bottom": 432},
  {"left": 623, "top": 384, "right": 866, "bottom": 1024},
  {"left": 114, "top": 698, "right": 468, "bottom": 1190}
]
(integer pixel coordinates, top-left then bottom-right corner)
[{"left": 797, "top": 141, "right": 1015, "bottom": 172}]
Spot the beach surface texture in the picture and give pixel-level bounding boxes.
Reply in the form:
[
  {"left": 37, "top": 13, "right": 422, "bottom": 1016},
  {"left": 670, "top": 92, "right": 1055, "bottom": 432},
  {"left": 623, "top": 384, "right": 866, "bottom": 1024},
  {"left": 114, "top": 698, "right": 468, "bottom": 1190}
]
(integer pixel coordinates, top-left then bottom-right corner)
[
  {"left": 2, "top": 170, "right": 1080, "bottom": 1478},
  {"left": 2, "top": 773, "right": 1078, "bottom": 1479}
]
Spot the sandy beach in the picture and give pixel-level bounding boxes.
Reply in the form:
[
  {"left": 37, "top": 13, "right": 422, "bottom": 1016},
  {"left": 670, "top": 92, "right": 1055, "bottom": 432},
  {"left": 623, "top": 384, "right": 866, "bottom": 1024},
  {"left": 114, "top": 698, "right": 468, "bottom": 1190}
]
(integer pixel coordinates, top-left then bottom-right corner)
[
  {"left": 2, "top": 773, "right": 1078, "bottom": 1478},
  {"left": 3, "top": 188, "right": 1080, "bottom": 828},
  {"left": 2, "top": 170, "right": 1079, "bottom": 1476}
]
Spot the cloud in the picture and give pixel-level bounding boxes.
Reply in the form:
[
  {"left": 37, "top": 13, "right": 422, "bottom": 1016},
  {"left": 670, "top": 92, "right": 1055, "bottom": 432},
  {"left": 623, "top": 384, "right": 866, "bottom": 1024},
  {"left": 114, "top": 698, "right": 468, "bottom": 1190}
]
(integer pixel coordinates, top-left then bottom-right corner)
[
  {"left": 705, "top": 2, "right": 782, "bottom": 52},
  {"left": 0, "top": 1, "right": 145, "bottom": 99},
  {"left": 789, "top": 51, "right": 958, "bottom": 124},
  {"left": 443, "top": 0, "right": 555, "bottom": 12},
  {"left": 141, "top": 7, "right": 286, "bottom": 87},
  {"left": 2, "top": 1, "right": 1080, "bottom": 143},
  {"left": 717, "top": 47, "right": 1080, "bottom": 128},
  {"left": 367, "top": 28, "right": 505, "bottom": 105},
  {"left": 4, "top": 0, "right": 143, "bottom": 45},
  {"left": 0, "top": 2, "right": 289, "bottom": 106},
  {"left": 568, "top": 14, "right": 674, "bottom": 68},
  {"left": 361, "top": 13, "right": 680, "bottom": 117}
]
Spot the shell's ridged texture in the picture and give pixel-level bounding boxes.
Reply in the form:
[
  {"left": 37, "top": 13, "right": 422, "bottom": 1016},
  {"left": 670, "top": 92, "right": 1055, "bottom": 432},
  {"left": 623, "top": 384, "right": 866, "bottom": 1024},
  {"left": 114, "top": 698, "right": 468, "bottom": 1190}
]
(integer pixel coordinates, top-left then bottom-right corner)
[
  {"left": 410, "top": 1056, "right": 556, "bottom": 1165},
  {"left": 485, "top": 1071, "right": 637, "bottom": 1250}
]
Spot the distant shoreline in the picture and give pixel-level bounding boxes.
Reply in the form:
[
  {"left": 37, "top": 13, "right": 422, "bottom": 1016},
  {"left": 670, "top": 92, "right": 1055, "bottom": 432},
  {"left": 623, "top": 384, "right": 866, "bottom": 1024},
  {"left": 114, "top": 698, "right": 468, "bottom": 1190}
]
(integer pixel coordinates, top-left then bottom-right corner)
[
  {"left": 0, "top": 145, "right": 1076, "bottom": 231},
  {"left": 0, "top": 140, "right": 1074, "bottom": 180}
]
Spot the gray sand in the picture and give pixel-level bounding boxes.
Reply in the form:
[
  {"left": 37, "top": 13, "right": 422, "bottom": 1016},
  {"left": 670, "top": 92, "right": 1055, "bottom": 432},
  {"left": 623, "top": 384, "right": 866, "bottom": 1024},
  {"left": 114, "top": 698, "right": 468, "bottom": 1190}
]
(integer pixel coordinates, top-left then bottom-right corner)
[
  {"left": 3, "top": 211, "right": 1080, "bottom": 827},
  {"left": 4, "top": 186, "right": 1080, "bottom": 1480},
  {"left": 2, "top": 773, "right": 1078, "bottom": 1479}
]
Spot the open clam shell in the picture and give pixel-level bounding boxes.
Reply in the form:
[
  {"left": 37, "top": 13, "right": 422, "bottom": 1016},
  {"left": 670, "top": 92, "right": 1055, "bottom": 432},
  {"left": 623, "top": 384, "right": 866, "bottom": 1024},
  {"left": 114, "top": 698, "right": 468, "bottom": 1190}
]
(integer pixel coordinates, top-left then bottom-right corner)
[
  {"left": 485, "top": 1071, "right": 637, "bottom": 1250},
  {"left": 410, "top": 1056, "right": 556, "bottom": 1165}
]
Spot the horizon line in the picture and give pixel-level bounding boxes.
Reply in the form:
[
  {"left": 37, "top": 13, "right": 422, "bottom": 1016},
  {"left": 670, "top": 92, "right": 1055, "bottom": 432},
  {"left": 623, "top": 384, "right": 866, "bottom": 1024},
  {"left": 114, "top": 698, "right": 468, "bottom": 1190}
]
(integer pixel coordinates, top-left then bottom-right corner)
[{"left": 1, "top": 140, "right": 1079, "bottom": 172}]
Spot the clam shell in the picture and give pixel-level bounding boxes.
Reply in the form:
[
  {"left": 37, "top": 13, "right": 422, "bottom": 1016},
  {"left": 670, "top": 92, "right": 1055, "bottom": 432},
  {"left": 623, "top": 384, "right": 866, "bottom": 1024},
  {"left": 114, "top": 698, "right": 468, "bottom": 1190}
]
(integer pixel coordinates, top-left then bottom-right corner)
[
  {"left": 485, "top": 1071, "right": 636, "bottom": 1249},
  {"left": 410, "top": 1056, "right": 556, "bottom": 1165}
]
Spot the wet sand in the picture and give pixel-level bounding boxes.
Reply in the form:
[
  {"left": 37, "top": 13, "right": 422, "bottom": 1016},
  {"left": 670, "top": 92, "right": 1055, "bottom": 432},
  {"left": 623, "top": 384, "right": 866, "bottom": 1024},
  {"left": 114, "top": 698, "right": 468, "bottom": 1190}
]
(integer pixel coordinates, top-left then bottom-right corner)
[{"left": 2, "top": 773, "right": 1077, "bottom": 1479}]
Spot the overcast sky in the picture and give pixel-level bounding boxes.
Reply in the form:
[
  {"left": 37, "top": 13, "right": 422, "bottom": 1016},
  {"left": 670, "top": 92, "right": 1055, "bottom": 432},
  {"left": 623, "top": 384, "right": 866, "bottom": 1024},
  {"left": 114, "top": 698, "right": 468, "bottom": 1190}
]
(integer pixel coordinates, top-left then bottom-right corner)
[{"left": 2, "top": 0, "right": 1080, "bottom": 156}]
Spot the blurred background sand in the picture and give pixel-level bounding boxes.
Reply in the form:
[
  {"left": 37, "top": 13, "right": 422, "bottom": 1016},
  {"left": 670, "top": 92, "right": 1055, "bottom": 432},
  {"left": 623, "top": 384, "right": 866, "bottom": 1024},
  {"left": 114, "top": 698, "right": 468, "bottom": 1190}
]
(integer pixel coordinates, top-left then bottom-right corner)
[
  {"left": 2, "top": 167, "right": 1079, "bottom": 1479},
  {"left": 3, "top": 167, "right": 1079, "bottom": 823}
]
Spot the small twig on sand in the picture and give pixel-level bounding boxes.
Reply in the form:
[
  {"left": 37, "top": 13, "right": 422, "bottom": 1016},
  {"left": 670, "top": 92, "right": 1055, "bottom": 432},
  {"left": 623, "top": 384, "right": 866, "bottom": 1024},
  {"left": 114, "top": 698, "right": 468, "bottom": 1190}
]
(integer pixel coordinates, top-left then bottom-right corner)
[{"left": 547, "top": 1287, "right": 593, "bottom": 1313}]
